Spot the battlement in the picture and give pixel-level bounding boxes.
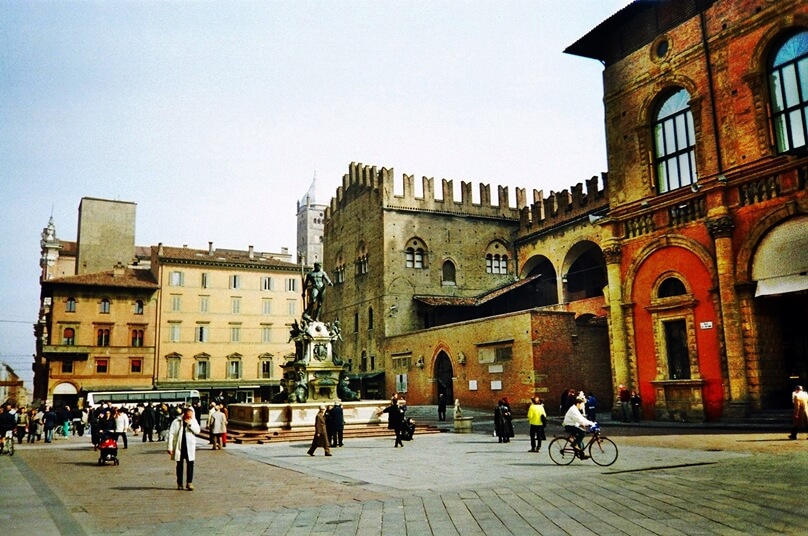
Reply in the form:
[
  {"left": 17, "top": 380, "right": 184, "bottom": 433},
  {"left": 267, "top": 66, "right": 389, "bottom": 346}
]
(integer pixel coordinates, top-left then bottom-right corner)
[
  {"left": 518, "top": 173, "right": 609, "bottom": 236},
  {"left": 325, "top": 163, "right": 609, "bottom": 231}
]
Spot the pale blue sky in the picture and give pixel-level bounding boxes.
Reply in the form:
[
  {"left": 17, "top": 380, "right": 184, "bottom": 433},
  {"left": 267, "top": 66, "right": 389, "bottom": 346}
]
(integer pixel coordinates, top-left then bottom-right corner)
[{"left": 0, "top": 0, "right": 631, "bottom": 389}]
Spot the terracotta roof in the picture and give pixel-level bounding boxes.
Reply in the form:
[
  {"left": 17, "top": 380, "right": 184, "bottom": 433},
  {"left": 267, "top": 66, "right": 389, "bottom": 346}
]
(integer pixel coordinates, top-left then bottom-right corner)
[
  {"left": 43, "top": 268, "right": 158, "bottom": 289},
  {"left": 154, "top": 245, "right": 299, "bottom": 269},
  {"left": 413, "top": 274, "right": 542, "bottom": 307}
]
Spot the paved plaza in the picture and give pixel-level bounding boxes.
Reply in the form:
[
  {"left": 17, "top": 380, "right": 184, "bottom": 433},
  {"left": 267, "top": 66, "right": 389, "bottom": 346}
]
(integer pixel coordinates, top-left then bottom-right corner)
[{"left": 1, "top": 416, "right": 807, "bottom": 535}]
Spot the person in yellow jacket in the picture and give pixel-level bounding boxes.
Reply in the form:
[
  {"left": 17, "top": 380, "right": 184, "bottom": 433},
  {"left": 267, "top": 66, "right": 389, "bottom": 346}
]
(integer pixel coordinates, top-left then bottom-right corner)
[{"left": 527, "top": 397, "right": 548, "bottom": 453}]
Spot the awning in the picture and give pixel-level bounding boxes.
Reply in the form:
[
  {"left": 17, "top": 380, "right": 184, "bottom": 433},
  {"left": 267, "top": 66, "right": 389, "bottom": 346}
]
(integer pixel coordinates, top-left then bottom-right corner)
[
  {"left": 755, "top": 273, "right": 808, "bottom": 297},
  {"left": 348, "top": 372, "right": 384, "bottom": 381},
  {"left": 752, "top": 215, "right": 808, "bottom": 297}
]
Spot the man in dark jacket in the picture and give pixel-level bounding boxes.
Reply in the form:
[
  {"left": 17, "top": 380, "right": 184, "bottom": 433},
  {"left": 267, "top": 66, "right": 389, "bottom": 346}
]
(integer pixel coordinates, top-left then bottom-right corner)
[
  {"left": 382, "top": 398, "right": 407, "bottom": 448},
  {"left": 140, "top": 403, "right": 157, "bottom": 442},
  {"left": 328, "top": 401, "right": 344, "bottom": 447},
  {"left": 43, "top": 406, "right": 57, "bottom": 443}
]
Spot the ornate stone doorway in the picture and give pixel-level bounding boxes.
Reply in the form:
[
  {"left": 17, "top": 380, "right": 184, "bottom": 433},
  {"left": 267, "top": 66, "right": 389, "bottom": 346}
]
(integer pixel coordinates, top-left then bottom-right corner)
[{"left": 434, "top": 351, "right": 454, "bottom": 404}]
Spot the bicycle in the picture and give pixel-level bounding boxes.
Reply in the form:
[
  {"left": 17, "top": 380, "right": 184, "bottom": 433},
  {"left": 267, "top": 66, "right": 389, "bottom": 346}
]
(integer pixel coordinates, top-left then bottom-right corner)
[
  {"left": 0, "top": 430, "right": 14, "bottom": 456},
  {"left": 548, "top": 423, "right": 617, "bottom": 466}
]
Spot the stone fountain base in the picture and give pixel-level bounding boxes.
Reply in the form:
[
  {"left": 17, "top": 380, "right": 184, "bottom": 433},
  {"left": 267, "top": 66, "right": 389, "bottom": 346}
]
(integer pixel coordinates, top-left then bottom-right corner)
[{"left": 228, "top": 400, "right": 390, "bottom": 431}]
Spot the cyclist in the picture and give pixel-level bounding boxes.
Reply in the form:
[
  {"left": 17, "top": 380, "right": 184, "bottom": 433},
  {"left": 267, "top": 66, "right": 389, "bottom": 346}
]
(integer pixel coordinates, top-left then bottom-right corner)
[
  {"left": 562, "top": 392, "right": 595, "bottom": 459},
  {"left": 0, "top": 403, "right": 16, "bottom": 453}
]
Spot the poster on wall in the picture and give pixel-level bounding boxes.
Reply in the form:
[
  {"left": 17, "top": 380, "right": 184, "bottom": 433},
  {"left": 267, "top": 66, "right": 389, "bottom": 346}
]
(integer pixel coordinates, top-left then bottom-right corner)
[{"left": 491, "top": 380, "right": 502, "bottom": 390}]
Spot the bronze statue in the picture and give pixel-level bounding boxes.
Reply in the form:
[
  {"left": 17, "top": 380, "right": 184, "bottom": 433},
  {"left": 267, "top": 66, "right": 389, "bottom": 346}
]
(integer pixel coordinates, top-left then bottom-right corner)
[{"left": 302, "top": 262, "right": 333, "bottom": 322}]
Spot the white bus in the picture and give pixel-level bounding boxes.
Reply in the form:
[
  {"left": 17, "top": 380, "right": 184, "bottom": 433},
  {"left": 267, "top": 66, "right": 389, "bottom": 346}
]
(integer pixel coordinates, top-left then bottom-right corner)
[{"left": 85, "top": 389, "right": 201, "bottom": 409}]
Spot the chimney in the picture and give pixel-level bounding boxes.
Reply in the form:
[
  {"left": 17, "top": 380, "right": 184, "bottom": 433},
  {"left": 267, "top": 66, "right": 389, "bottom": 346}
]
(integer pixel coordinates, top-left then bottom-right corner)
[
  {"left": 113, "top": 261, "right": 125, "bottom": 277},
  {"left": 248, "top": 245, "right": 254, "bottom": 260},
  {"left": 158, "top": 242, "right": 164, "bottom": 256},
  {"left": 208, "top": 241, "right": 214, "bottom": 256}
]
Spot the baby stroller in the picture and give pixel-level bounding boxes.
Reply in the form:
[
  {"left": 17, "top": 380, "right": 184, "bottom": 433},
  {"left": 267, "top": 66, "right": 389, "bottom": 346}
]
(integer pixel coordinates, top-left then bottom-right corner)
[
  {"left": 98, "top": 432, "right": 119, "bottom": 466},
  {"left": 400, "top": 418, "right": 416, "bottom": 441}
]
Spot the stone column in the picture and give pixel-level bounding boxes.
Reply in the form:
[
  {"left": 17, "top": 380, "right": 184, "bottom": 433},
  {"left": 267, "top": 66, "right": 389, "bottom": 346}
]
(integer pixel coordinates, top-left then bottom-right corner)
[
  {"left": 603, "top": 243, "right": 631, "bottom": 389},
  {"left": 706, "top": 214, "right": 749, "bottom": 415}
]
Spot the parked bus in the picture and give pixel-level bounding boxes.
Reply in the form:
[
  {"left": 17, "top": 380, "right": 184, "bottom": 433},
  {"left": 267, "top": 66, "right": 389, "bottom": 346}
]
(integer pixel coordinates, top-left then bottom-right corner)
[{"left": 85, "top": 389, "right": 201, "bottom": 409}]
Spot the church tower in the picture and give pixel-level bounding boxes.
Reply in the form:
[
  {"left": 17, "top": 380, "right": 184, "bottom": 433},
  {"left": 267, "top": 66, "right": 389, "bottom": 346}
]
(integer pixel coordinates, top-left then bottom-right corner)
[{"left": 296, "top": 174, "right": 328, "bottom": 266}]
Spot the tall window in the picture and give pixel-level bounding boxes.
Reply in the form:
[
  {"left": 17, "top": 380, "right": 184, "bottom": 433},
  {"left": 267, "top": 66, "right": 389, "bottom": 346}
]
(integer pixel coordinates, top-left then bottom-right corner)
[
  {"left": 96, "top": 358, "right": 109, "bottom": 374},
  {"left": 286, "top": 278, "right": 297, "bottom": 292},
  {"left": 230, "top": 326, "right": 241, "bottom": 342},
  {"left": 131, "top": 329, "right": 144, "bottom": 347},
  {"left": 486, "top": 254, "right": 509, "bottom": 274},
  {"left": 167, "top": 357, "right": 180, "bottom": 379},
  {"left": 406, "top": 248, "right": 424, "bottom": 268},
  {"left": 199, "top": 296, "right": 209, "bottom": 313},
  {"left": 262, "top": 299, "right": 272, "bottom": 315},
  {"left": 231, "top": 297, "right": 241, "bottom": 314},
  {"left": 63, "top": 328, "right": 75, "bottom": 345},
  {"left": 260, "top": 358, "right": 273, "bottom": 379},
  {"left": 171, "top": 295, "right": 182, "bottom": 312},
  {"left": 100, "top": 298, "right": 111, "bottom": 314},
  {"left": 96, "top": 328, "right": 110, "bottom": 346},
  {"left": 368, "top": 307, "right": 374, "bottom": 330},
  {"left": 653, "top": 88, "right": 696, "bottom": 193},
  {"left": 196, "top": 325, "right": 209, "bottom": 343},
  {"left": 287, "top": 301, "right": 296, "bottom": 316},
  {"left": 196, "top": 359, "right": 209, "bottom": 380},
  {"left": 66, "top": 297, "right": 77, "bottom": 313},
  {"left": 201, "top": 272, "right": 209, "bottom": 289},
  {"left": 261, "top": 276, "right": 273, "bottom": 291},
  {"left": 262, "top": 326, "right": 272, "bottom": 343},
  {"left": 442, "top": 260, "right": 456, "bottom": 283},
  {"left": 227, "top": 359, "right": 242, "bottom": 379},
  {"left": 664, "top": 319, "right": 690, "bottom": 380},
  {"left": 229, "top": 275, "right": 241, "bottom": 289},
  {"left": 62, "top": 360, "right": 73, "bottom": 374},
  {"left": 769, "top": 30, "right": 808, "bottom": 154},
  {"left": 169, "top": 271, "right": 184, "bottom": 287},
  {"left": 169, "top": 323, "right": 181, "bottom": 343},
  {"left": 130, "top": 358, "right": 142, "bottom": 374},
  {"left": 134, "top": 300, "right": 144, "bottom": 315}
]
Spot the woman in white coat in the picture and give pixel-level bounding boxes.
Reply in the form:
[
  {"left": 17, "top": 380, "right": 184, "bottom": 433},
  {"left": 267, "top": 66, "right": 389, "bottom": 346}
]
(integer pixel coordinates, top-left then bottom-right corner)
[{"left": 167, "top": 407, "right": 201, "bottom": 491}]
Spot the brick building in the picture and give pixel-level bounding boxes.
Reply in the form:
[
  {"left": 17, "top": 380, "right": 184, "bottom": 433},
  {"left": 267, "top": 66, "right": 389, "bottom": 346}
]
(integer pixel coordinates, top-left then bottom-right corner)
[{"left": 567, "top": 0, "right": 808, "bottom": 420}]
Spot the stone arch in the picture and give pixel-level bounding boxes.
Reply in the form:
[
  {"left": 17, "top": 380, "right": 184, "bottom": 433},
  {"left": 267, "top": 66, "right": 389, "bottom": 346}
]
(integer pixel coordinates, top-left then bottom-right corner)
[
  {"left": 736, "top": 201, "right": 807, "bottom": 282},
  {"left": 561, "top": 240, "right": 607, "bottom": 301},
  {"left": 520, "top": 254, "right": 559, "bottom": 306},
  {"left": 624, "top": 235, "right": 717, "bottom": 301},
  {"left": 432, "top": 347, "right": 454, "bottom": 404}
]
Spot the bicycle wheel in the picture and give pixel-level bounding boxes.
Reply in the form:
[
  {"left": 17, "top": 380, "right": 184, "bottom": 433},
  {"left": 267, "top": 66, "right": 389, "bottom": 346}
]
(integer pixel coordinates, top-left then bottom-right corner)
[
  {"left": 548, "top": 437, "right": 575, "bottom": 465},
  {"left": 588, "top": 436, "right": 617, "bottom": 466}
]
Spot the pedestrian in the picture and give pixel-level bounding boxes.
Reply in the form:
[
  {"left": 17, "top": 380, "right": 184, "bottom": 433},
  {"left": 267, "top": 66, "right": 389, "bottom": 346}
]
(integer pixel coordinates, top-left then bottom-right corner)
[
  {"left": 494, "top": 398, "right": 514, "bottom": 443},
  {"left": 307, "top": 405, "right": 332, "bottom": 456},
  {"left": 71, "top": 406, "right": 82, "bottom": 436},
  {"left": 218, "top": 404, "right": 229, "bottom": 447},
  {"left": 527, "top": 396, "right": 547, "bottom": 453},
  {"left": 27, "top": 408, "right": 39, "bottom": 443},
  {"left": 167, "top": 406, "right": 200, "bottom": 491},
  {"left": 113, "top": 407, "right": 130, "bottom": 449},
  {"left": 563, "top": 392, "right": 595, "bottom": 459},
  {"left": 586, "top": 392, "right": 597, "bottom": 422},
  {"left": 140, "top": 403, "right": 156, "bottom": 442},
  {"left": 207, "top": 403, "right": 227, "bottom": 450},
  {"left": 618, "top": 384, "right": 631, "bottom": 422},
  {"left": 329, "top": 401, "right": 344, "bottom": 447},
  {"left": 16, "top": 405, "right": 28, "bottom": 444},
  {"left": 789, "top": 385, "right": 808, "bottom": 440},
  {"left": 437, "top": 393, "right": 447, "bottom": 421},
  {"left": 42, "top": 406, "right": 57, "bottom": 443},
  {"left": 630, "top": 390, "right": 642, "bottom": 423},
  {"left": 381, "top": 397, "right": 407, "bottom": 447}
]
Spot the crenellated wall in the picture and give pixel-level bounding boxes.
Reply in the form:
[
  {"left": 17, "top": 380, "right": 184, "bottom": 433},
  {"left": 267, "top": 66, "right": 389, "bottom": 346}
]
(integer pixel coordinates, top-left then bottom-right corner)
[
  {"left": 326, "top": 162, "right": 607, "bottom": 228},
  {"left": 518, "top": 173, "right": 609, "bottom": 236}
]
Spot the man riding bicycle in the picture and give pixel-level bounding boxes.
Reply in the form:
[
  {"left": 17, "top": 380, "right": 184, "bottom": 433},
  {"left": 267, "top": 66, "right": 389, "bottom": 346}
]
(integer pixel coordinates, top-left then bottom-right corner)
[
  {"left": 0, "top": 403, "right": 17, "bottom": 453},
  {"left": 562, "top": 392, "right": 595, "bottom": 459}
]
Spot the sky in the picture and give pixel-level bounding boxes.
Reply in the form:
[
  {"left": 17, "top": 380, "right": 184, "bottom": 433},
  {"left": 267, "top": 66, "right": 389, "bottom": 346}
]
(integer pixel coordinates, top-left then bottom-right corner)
[{"left": 0, "top": 0, "right": 632, "bottom": 391}]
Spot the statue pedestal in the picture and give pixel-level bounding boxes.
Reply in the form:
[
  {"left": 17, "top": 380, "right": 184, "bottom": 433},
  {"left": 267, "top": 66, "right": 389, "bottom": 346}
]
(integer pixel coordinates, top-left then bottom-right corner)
[
  {"left": 229, "top": 400, "right": 388, "bottom": 430},
  {"left": 453, "top": 416, "right": 473, "bottom": 433}
]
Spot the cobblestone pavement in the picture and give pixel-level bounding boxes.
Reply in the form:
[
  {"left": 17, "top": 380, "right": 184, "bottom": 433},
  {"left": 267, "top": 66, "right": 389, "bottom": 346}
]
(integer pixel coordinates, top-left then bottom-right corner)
[{"left": 1, "top": 422, "right": 807, "bottom": 535}]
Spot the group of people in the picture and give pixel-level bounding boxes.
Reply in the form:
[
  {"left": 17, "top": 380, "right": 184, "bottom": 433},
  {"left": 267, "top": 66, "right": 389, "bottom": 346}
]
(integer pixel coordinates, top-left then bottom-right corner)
[
  {"left": 0, "top": 403, "right": 87, "bottom": 445},
  {"left": 618, "top": 385, "right": 643, "bottom": 423},
  {"left": 306, "top": 401, "right": 347, "bottom": 456}
]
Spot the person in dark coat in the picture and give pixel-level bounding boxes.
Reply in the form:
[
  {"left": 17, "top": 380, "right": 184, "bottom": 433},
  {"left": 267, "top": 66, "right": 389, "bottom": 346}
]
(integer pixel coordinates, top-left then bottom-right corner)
[
  {"left": 329, "top": 401, "right": 344, "bottom": 447},
  {"left": 437, "top": 393, "right": 447, "bottom": 421},
  {"left": 42, "top": 406, "right": 57, "bottom": 443},
  {"left": 381, "top": 398, "right": 407, "bottom": 447},
  {"left": 307, "top": 405, "right": 332, "bottom": 456},
  {"left": 141, "top": 403, "right": 157, "bottom": 442},
  {"left": 494, "top": 398, "right": 514, "bottom": 443}
]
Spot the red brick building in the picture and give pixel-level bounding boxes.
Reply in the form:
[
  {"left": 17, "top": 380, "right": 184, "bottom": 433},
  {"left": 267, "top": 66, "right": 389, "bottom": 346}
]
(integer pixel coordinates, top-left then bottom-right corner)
[{"left": 567, "top": 0, "right": 808, "bottom": 420}]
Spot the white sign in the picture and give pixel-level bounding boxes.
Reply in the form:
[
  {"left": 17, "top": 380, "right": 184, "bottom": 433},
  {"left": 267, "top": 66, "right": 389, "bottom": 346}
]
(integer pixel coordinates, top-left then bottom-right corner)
[
  {"left": 491, "top": 380, "right": 502, "bottom": 390},
  {"left": 488, "top": 364, "right": 503, "bottom": 374},
  {"left": 700, "top": 321, "right": 713, "bottom": 329},
  {"left": 469, "top": 380, "right": 478, "bottom": 391}
]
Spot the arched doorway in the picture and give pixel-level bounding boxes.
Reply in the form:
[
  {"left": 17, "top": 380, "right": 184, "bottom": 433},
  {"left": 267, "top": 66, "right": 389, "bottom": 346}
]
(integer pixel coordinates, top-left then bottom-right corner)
[
  {"left": 52, "top": 382, "right": 78, "bottom": 409},
  {"left": 434, "top": 351, "right": 454, "bottom": 404}
]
